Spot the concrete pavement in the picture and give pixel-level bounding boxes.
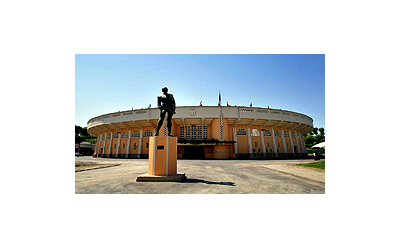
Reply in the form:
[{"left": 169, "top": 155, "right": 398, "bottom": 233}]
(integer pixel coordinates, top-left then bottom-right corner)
[{"left": 75, "top": 158, "right": 325, "bottom": 194}]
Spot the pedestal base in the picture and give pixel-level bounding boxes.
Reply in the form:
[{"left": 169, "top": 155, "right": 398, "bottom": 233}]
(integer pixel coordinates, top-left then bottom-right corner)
[
  {"left": 149, "top": 136, "right": 178, "bottom": 176},
  {"left": 136, "top": 173, "right": 186, "bottom": 182},
  {"left": 138, "top": 136, "right": 185, "bottom": 182}
]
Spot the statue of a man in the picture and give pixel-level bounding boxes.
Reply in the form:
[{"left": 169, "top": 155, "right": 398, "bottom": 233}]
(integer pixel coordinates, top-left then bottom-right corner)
[{"left": 154, "top": 87, "right": 176, "bottom": 136}]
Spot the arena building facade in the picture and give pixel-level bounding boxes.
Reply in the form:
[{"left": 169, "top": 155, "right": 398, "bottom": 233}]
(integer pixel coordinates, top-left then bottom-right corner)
[{"left": 87, "top": 106, "right": 313, "bottom": 159}]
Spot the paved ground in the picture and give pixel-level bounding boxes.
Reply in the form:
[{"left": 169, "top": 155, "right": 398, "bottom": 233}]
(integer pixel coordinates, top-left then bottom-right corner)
[{"left": 75, "top": 157, "right": 325, "bottom": 194}]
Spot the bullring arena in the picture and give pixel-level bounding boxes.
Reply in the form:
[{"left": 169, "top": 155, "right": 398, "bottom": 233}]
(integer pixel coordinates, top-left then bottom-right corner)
[{"left": 87, "top": 106, "right": 313, "bottom": 159}]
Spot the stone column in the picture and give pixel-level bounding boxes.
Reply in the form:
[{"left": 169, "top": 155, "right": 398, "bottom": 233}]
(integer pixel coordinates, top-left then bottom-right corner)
[
  {"left": 233, "top": 126, "right": 238, "bottom": 156},
  {"left": 271, "top": 127, "right": 277, "bottom": 155},
  {"left": 289, "top": 129, "right": 295, "bottom": 154},
  {"left": 102, "top": 133, "right": 107, "bottom": 157},
  {"left": 247, "top": 126, "right": 252, "bottom": 156},
  {"left": 108, "top": 132, "right": 114, "bottom": 157},
  {"left": 299, "top": 133, "right": 305, "bottom": 154},
  {"left": 138, "top": 128, "right": 143, "bottom": 158},
  {"left": 301, "top": 135, "right": 307, "bottom": 155},
  {"left": 295, "top": 131, "right": 301, "bottom": 155},
  {"left": 95, "top": 136, "right": 100, "bottom": 156},
  {"left": 261, "top": 130, "right": 266, "bottom": 157},
  {"left": 116, "top": 132, "right": 121, "bottom": 158},
  {"left": 126, "top": 130, "right": 131, "bottom": 158},
  {"left": 282, "top": 128, "right": 287, "bottom": 154},
  {"left": 97, "top": 136, "right": 101, "bottom": 156}
]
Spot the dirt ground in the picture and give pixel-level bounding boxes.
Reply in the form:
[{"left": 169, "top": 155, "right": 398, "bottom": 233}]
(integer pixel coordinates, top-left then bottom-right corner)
[
  {"left": 75, "top": 161, "right": 121, "bottom": 172},
  {"left": 257, "top": 160, "right": 325, "bottom": 183}
]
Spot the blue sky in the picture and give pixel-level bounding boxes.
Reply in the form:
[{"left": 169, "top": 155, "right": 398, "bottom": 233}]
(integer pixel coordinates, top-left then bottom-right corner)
[{"left": 75, "top": 54, "right": 325, "bottom": 128}]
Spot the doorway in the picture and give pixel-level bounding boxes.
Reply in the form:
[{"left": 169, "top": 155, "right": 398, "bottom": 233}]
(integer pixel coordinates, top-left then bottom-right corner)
[{"left": 183, "top": 146, "right": 205, "bottom": 159}]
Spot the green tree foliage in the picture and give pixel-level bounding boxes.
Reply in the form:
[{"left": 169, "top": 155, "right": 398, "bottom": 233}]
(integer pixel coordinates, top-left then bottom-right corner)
[
  {"left": 304, "top": 134, "right": 318, "bottom": 146},
  {"left": 75, "top": 125, "right": 96, "bottom": 144},
  {"left": 304, "top": 126, "right": 325, "bottom": 147},
  {"left": 318, "top": 127, "right": 325, "bottom": 136}
]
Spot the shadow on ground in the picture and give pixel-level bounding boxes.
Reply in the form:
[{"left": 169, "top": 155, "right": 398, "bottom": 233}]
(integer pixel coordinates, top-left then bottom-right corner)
[{"left": 182, "top": 178, "right": 236, "bottom": 186}]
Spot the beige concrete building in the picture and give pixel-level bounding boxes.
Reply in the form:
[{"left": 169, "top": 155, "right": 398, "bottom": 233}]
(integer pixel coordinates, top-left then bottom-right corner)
[{"left": 87, "top": 106, "right": 313, "bottom": 159}]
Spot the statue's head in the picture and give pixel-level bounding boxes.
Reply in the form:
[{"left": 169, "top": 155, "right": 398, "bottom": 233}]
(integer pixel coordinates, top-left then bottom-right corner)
[{"left": 162, "top": 87, "right": 168, "bottom": 93}]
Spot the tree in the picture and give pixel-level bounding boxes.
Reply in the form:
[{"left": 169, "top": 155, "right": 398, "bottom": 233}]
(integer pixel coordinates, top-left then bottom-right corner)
[
  {"left": 319, "top": 127, "right": 325, "bottom": 136},
  {"left": 81, "top": 127, "right": 90, "bottom": 138},
  {"left": 75, "top": 125, "right": 82, "bottom": 138},
  {"left": 75, "top": 125, "right": 83, "bottom": 143},
  {"left": 304, "top": 134, "right": 318, "bottom": 146},
  {"left": 75, "top": 125, "right": 96, "bottom": 144},
  {"left": 304, "top": 126, "right": 325, "bottom": 148},
  {"left": 315, "top": 134, "right": 325, "bottom": 143}
]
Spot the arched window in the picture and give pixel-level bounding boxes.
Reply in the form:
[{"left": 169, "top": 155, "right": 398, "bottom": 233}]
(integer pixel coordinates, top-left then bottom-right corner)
[
  {"left": 113, "top": 132, "right": 118, "bottom": 138},
  {"left": 122, "top": 131, "right": 128, "bottom": 138},
  {"left": 251, "top": 128, "right": 260, "bottom": 136},
  {"left": 132, "top": 131, "right": 140, "bottom": 137},
  {"left": 264, "top": 129, "right": 271, "bottom": 136},
  {"left": 143, "top": 129, "right": 152, "bottom": 137},
  {"left": 275, "top": 130, "right": 281, "bottom": 137},
  {"left": 197, "top": 126, "right": 202, "bottom": 139},
  {"left": 179, "top": 126, "right": 184, "bottom": 139},
  {"left": 192, "top": 125, "right": 196, "bottom": 139},
  {"left": 237, "top": 128, "right": 247, "bottom": 136},
  {"left": 186, "top": 126, "right": 190, "bottom": 140},
  {"left": 203, "top": 126, "right": 208, "bottom": 139}
]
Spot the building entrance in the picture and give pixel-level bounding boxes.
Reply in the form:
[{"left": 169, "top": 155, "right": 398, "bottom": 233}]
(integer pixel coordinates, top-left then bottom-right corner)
[{"left": 183, "top": 146, "right": 205, "bottom": 159}]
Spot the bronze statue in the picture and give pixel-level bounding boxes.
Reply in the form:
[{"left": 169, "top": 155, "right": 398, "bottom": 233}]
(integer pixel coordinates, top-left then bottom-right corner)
[{"left": 154, "top": 87, "right": 176, "bottom": 136}]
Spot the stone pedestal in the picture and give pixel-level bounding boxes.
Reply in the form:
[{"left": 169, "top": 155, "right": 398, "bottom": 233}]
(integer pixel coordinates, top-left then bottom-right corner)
[{"left": 136, "top": 136, "right": 186, "bottom": 182}]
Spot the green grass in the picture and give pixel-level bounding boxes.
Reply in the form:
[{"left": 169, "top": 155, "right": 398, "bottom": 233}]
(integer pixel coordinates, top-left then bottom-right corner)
[
  {"left": 297, "top": 161, "right": 325, "bottom": 170},
  {"left": 75, "top": 162, "right": 80, "bottom": 167}
]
